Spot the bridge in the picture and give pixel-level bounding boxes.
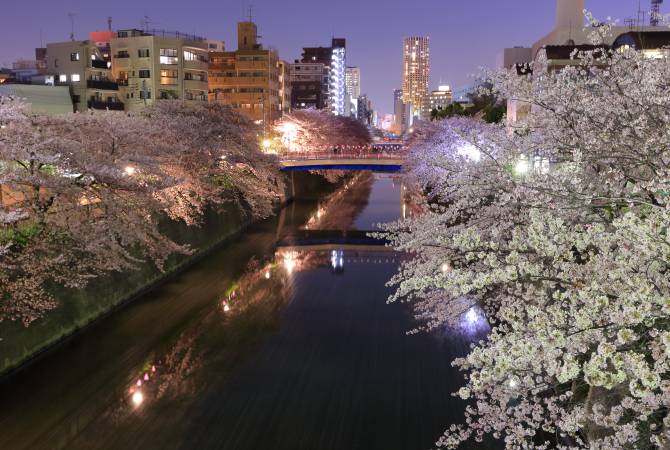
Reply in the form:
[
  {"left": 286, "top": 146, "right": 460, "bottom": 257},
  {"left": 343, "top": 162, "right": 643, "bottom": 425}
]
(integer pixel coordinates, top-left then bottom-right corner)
[
  {"left": 276, "top": 229, "right": 392, "bottom": 253},
  {"left": 279, "top": 151, "right": 405, "bottom": 171}
]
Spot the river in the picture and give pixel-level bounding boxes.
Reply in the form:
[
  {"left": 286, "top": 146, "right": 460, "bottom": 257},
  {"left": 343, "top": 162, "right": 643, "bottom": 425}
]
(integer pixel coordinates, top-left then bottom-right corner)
[{"left": 0, "top": 172, "right": 493, "bottom": 450}]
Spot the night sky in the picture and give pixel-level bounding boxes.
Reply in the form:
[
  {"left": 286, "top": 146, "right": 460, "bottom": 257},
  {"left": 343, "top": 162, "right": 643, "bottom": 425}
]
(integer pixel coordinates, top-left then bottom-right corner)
[{"left": 0, "top": 1, "right": 653, "bottom": 114}]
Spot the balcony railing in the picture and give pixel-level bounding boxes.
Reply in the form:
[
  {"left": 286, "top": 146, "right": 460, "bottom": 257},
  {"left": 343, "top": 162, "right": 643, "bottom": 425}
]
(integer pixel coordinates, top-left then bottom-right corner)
[
  {"left": 91, "top": 59, "right": 111, "bottom": 69},
  {"left": 114, "top": 53, "right": 130, "bottom": 59},
  {"left": 88, "top": 100, "right": 124, "bottom": 111},
  {"left": 116, "top": 79, "right": 129, "bottom": 86},
  {"left": 87, "top": 79, "right": 119, "bottom": 90}
]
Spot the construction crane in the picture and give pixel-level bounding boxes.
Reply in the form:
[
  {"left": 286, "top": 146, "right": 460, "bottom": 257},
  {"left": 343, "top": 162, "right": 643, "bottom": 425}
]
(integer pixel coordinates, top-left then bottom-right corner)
[{"left": 651, "top": 0, "right": 664, "bottom": 26}]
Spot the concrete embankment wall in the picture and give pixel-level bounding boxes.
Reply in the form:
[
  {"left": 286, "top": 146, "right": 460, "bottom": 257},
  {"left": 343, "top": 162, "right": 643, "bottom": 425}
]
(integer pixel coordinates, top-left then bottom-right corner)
[{"left": 0, "top": 171, "right": 331, "bottom": 377}]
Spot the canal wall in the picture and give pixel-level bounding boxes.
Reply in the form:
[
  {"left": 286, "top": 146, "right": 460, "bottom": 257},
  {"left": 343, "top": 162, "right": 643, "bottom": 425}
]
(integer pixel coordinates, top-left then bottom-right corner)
[{"left": 0, "top": 171, "right": 336, "bottom": 377}]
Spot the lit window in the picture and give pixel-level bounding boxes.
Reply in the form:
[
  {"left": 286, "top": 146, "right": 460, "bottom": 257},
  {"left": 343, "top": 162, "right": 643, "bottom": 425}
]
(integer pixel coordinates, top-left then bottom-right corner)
[
  {"left": 70, "top": 52, "right": 80, "bottom": 61},
  {"left": 59, "top": 74, "right": 67, "bottom": 82},
  {"left": 159, "top": 48, "right": 178, "bottom": 65},
  {"left": 71, "top": 74, "right": 80, "bottom": 82}
]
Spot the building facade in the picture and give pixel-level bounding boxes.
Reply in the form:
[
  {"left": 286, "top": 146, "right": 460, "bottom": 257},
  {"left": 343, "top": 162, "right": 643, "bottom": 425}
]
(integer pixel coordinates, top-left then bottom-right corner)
[
  {"left": 46, "top": 40, "right": 122, "bottom": 112},
  {"left": 428, "top": 85, "right": 453, "bottom": 114},
  {"left": 357, "top": 94, "right": 372, "bottom": 125},
  {"left": 278, "top": 60, "right": 292, "bottom": 114},
  {"left": 402, "top": 36, "right": 430, "bottom": 124},
  {"left": 300, "top": 39, "right": 347, "bottom": 115},
  {"left": 110, "top": 29, "right": 209, "bottom": 111},
  {"left": 208, "top": 22, "right": 281, "bottom": 124},
  {"left": 290, "top": 60, "right": 328, "bottom": 110},
  {"left": 345, "top": 66, "right": 360, "bottom": 117}
]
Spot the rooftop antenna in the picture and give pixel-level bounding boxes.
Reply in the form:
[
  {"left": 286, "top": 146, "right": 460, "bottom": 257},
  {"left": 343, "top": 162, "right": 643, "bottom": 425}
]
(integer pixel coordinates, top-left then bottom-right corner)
[
  {"left": 67, "top": 12, "right": 76, "bottom": 41},
  {"left": 247, "top": 4, "right": 254, "bottom": 22},
  {"left": 107, "top": 16, "right": 112, "bottom": 32},
  {"left": 651, "top": 0, "right": 664, "bottom": 26},
  {"left": 141, "top": 15, "right": 159, "bottom": 32}
]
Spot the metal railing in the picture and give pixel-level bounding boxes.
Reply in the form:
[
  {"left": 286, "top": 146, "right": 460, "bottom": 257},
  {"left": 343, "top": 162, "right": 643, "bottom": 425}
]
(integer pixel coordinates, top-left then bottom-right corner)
[
  {"left": 88, "top": 100, "right": 124, "bottom": 111},
  {"left": 87, "top": 79, "right": 119, "bottom": 90},
  {"left": 279, "top": 151, "right": 405, "bottom": 161}
]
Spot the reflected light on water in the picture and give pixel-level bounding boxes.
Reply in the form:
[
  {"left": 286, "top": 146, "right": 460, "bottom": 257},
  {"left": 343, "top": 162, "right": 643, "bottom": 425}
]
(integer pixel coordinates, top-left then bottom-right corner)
[
  {"left": 131, "top": 391, "right": 144, "bottom": 407},
  {"left": 330, "top": 250, "right": 344, "bottom": 270},
  {"left": 284, "top": 255, "right": 297, "bottom": 274},
  {"left": 458, "top": 306, "right": 489, "bottom": 336}
]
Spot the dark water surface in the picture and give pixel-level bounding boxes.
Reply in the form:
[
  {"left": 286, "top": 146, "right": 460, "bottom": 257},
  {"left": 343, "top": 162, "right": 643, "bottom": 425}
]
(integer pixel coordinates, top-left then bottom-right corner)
[{"left": 0, "top": 173, "right": 492, "bottom": 450}]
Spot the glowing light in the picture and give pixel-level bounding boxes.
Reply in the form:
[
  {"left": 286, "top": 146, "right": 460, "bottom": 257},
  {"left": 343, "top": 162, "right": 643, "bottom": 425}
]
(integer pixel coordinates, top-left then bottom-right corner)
[
  {"left": 262, "top": 139, "right": 271, "bottom": 149},
  {"left": 514, "top": 156, "right": 529, "bottom": 175},
  {"left": 132, "top": 391, "right": 144, "bottom": 406},
  {"left": 284, "top": 256, "right": 296, "bottom": 273},
  {"left": 151, "top": 365, "right": 156, "bottom": 372},
  {"left": 124, "top": 166, "right": 136, "bottom": 176},
  {"left": 143, "top": 373, "right": 149, "bottom": 381},
  {"left": 457, "top": 143, "right": 481, "bottom": 162},
  {"left": 466, "top": 308, "right": 478, "bottom": 324},
  {"left": 509, "top": 378, "right": 518, "bottom": 389},
  {"left": 265, "top": 271, "right": 271, "bottom": 279},
  {"left": 136, "top": 379, "right": 142, "bottom": 387},
  {"left": 222, "top": 302, "right": 231, "bottom": 312}
]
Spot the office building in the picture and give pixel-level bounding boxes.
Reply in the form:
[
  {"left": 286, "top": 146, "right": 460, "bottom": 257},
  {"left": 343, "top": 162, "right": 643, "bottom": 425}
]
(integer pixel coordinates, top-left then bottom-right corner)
[
  {"left": 345, "top": 66, "right": 360, "bottom": 117},
  {"left": 392, "top": 88, "right": 409, "bottom": 135},
  {"left": 357, "top": 94, "right": 372, "bottom": 125},
  {"left": 428, "top": 85, "right": 453, "bottom": 113}
]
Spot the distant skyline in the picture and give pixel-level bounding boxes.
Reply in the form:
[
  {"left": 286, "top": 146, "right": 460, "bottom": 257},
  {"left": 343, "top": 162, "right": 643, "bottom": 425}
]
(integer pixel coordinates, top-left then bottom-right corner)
[{"left": 0, "top": 1, "right": 654, "bottom": 114}]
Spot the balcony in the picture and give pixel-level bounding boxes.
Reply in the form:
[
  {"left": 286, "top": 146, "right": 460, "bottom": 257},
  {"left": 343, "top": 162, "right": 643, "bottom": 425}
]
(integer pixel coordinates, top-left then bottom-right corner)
[
  {"left": 116, "top": 79, "right": 129, "bottom": 87},
  {"left": 88, "top": 100, "right": 124, "bottom": 111},
  {"left": 183, "top": 78, "right": 208, "bottom": 90},
  {"left": 183, "top": 59, "right": 208, "bottom": 71},
  {"left": 91, "top": 59, "right": 111, "bottom": 69},
  {"left": 87, "top": 79, "right": 119, "bottom": 90}
]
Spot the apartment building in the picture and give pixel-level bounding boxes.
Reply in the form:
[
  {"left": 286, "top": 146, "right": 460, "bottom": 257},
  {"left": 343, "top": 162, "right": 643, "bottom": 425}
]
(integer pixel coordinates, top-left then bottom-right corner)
[
  {"left": 111, "top": 29, "right": 209, "bottom": 111},
  {"left": 208, "top": 22, "right": 281, "bottom": 124},
  {"left": 46, "top": 40, "right": 122, "bottom": 112},
  {"left": 290, "top": 61, "right": 329, "bottom": 109}
]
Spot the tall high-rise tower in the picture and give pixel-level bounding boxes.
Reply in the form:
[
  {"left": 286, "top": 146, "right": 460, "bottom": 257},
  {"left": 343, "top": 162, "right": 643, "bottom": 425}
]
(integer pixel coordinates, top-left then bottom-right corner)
[{"left": 402, "top": 36, "right": 429, "bottom": 122}]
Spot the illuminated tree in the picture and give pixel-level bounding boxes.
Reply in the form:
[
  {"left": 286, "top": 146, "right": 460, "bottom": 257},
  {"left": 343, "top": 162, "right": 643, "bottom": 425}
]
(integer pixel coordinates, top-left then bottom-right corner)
[
  {"left": 0, "top": 99, "right": 282, "bottom": 325},
  {"left": 384, "top": 23, "right": 670, "bottom": 449},
  {"left": 275, "top": 109, "right": 371, "bottom": 153}
]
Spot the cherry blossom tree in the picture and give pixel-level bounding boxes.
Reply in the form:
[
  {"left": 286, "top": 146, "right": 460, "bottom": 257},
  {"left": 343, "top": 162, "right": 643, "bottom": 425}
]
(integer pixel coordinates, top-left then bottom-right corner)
[
  {"left": 383, "top": 25, "right": 670, "bottom": 449},
  {"left": 275, "top": 109, "right": 371, "bottom": 153},
  {"left": 0, "top": 99, "right": 283, "bottom": 326}
]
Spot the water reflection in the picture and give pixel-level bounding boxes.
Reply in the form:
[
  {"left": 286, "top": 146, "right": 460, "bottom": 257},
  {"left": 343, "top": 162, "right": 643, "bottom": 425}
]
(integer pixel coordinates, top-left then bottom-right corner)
[{"left": 0, "top": 171, "right": 496, "bottom": 450}]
